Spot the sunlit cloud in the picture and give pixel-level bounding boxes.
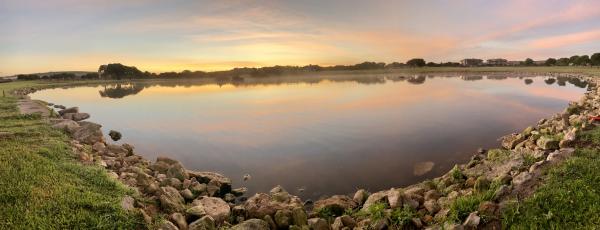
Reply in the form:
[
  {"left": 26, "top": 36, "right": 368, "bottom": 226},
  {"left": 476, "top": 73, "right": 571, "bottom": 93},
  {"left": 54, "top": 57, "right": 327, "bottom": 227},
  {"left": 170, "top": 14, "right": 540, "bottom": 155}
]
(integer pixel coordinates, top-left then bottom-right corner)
[{"left": 2, "top": 0, "right": 600, "bottom": 75}]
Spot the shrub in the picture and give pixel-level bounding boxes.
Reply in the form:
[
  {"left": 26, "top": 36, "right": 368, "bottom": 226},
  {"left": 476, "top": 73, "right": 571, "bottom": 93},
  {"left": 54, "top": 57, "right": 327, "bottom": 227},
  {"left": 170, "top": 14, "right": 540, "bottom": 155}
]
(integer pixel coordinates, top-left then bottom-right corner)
[{"left": 487, "top": 149, "right": 511, "bottom": 161}]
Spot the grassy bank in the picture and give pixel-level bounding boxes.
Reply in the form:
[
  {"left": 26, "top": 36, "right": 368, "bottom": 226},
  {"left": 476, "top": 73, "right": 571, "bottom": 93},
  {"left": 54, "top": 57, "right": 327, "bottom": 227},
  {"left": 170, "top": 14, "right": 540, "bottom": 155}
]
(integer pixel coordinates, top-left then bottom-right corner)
[
  {"left": 502, "top": 128, "right": 600, "bottom": 229},
  {"left": 0, "top": 81, "right": 142, "bottom": 229}
]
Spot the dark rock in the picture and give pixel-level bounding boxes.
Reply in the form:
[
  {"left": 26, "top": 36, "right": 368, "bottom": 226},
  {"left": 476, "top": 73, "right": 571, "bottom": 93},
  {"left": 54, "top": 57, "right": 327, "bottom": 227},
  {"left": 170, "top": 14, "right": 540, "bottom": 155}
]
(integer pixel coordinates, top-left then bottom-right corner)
[{"left": 109, "top": 130, "right": 122, "bottom": 141}]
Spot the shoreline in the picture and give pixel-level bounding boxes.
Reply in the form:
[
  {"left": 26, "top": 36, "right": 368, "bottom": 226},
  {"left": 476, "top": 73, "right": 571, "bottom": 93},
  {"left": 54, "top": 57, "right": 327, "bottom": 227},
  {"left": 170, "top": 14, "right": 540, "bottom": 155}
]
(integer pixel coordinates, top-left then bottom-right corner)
[{"left": 10, "top": 71, "right": 600, "bottom": 229}]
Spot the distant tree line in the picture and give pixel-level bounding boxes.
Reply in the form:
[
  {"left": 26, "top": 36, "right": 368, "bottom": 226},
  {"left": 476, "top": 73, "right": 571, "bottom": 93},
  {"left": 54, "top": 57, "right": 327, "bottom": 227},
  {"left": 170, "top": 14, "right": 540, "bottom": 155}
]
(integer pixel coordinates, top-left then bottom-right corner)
[
  {"left": 14, "top": 53, "right": 600, "bottom": 81},
  {"left": 537, "top": 52, "right": 600, "bottom": 66}
]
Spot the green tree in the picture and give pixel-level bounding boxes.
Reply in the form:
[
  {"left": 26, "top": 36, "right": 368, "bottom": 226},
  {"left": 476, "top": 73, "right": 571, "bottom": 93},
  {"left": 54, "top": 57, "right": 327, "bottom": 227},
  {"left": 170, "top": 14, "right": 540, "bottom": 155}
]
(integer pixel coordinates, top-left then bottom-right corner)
[
  {"left": 406, "top": 58, "right": 426, "bottom": 67},
  {"left": 577, "top": 55, "right": 590, "bottom": 66},
  {"left": 569, "top": 55, "right": 580, "bottom": 65},
  {"left": 545, "top": 58, "right": 557, "bottom": 66},
  {"left": 591, "top": 53, "right": 600, "bottom": 66},
  {"left": 524, "top": 58, "right": 534, "bottom": 66},
  {"left": 557, "top": 58, "right": 570, "bottom": 66}
]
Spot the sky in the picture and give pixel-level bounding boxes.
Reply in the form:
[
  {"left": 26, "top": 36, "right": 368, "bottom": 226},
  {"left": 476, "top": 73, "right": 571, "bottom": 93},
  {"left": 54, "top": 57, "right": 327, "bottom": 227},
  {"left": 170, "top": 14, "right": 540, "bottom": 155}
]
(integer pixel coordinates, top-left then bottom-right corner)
[{"left": 1, "top": 0, "right": 600, "bottom": 76}]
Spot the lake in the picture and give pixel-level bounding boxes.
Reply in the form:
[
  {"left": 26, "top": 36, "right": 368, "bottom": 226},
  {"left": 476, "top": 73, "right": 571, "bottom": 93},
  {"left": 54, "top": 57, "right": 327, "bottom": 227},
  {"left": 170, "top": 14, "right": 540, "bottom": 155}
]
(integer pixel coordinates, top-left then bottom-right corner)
[{"left": 30, "top": 73, "right": 588, "bottom": 199}]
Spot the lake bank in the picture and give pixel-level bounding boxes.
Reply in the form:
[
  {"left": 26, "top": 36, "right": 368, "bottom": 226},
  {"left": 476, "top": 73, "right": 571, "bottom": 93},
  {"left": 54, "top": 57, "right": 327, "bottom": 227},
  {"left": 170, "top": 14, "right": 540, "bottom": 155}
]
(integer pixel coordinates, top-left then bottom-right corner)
[{"left": 2, "top": 67, "right": 600, "bottom": 229}]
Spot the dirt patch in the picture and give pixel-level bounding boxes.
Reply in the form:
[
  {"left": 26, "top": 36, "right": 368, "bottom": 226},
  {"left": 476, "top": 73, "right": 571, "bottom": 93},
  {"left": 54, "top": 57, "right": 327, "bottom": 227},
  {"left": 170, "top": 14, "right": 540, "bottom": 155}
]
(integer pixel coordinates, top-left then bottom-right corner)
[{"left": 17, "top": 96, "right": 51, "bottom": 117}]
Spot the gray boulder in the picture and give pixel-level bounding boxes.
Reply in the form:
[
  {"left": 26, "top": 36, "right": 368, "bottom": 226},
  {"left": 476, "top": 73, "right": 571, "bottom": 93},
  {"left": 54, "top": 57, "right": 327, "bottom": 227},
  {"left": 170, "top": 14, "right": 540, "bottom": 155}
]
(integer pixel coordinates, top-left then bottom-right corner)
[
  {"left": 191, "top": 197, "right": 231, "bottom": 223},
  {"left": 314, "top": 195, "right": 357, "bottom": 215},
  {"left": 72, "top": 121, "right": 104, "bottom": 144}
]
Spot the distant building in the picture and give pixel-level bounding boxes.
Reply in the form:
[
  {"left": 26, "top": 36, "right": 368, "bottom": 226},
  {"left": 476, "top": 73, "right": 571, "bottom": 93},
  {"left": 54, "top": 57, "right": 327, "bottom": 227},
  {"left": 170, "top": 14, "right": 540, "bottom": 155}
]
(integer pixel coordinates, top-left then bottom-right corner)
[
  {"left": 460, "top": 58, "right": 483, "bottom": 66},
  {"left": 486, "top": 58, "right": 508, "bottom": 66}
]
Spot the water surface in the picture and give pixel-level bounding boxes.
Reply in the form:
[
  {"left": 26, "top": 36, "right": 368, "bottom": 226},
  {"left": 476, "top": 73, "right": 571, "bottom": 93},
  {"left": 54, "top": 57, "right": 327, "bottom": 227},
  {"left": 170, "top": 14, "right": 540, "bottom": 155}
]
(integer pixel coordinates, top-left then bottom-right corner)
[{"left": 31, "top": 73, "right": 587, "bottom": 199}]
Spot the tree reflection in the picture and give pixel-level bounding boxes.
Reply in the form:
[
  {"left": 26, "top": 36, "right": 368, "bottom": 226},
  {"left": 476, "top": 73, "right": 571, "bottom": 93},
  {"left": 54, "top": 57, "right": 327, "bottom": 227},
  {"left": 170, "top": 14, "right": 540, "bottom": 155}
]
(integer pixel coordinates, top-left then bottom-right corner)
[
  {"left": 407, "top": 76, "right": 426, "bottom": 84},
  {"left": 544, "top": 78, "right": 556, "bottom": 85},
  {"left": 99, "top": 84, "right": 145, "bottom": 98}
]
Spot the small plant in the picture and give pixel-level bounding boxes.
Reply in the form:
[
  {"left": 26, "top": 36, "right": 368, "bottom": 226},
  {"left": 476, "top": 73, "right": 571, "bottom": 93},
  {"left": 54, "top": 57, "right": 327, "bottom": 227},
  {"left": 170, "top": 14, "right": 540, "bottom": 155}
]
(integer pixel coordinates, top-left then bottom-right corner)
[
  {"left": 355, "top": 201, "right": 388, "bottom": 221},
  {"left": 390, "top": 205, "right": 417, "bottom": 228},
  {"left": 487, "top": 148, "right": 511, "bottom": 161},
  {"left": 316, "top": 207, "right": 336, "bottom": 221},
  {"left": 450, "top": 165, "right": 465, "bottom": 181},
  {"left": 522, "top": 153, "right": 537, "bottom": 168}
]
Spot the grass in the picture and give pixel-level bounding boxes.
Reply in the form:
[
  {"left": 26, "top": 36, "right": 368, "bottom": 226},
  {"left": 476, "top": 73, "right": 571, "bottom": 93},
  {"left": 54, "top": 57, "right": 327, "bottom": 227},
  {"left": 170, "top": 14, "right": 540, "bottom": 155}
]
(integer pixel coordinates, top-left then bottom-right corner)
[
  {"left": 487, "top": 148, "right": 512, "bottom": 162},
  {"left": 0, "top": 82, "right": 143, "bottom": 229},
  {"left": 502, "top": 127, "right": 600, "bottom": 229},
  {"left": 447, "top": 181, "right": 499, "bottom": 224}
]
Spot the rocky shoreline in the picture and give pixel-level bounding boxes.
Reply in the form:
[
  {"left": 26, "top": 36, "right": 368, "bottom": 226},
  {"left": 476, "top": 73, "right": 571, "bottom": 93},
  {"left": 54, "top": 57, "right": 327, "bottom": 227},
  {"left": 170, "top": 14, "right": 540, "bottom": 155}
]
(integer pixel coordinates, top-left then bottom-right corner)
[{"left": 13, "top": 72, "right": 600, "bottom": 229}]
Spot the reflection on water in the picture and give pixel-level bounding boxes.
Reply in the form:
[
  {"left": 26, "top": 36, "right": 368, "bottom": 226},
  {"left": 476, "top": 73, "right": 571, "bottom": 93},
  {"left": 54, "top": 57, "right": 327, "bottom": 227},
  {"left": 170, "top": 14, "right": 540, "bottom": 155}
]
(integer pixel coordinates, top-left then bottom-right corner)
[{"left": 31, "top": 73, "right": 587, "bottom": 199}]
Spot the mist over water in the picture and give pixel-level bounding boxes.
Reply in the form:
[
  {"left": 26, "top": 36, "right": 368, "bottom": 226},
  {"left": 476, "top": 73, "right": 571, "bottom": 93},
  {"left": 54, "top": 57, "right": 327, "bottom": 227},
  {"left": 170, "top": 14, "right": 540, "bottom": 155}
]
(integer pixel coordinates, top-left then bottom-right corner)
[{"left": 31, "top": 73, "right": 587, "bottom": 199}]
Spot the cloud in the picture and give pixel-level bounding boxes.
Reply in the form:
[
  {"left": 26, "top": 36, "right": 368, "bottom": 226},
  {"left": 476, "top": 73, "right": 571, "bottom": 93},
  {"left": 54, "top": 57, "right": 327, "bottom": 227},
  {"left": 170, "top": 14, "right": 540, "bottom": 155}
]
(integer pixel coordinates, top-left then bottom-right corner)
[{"left": 529, "top": 29, "right": 600, "bottom": 49}]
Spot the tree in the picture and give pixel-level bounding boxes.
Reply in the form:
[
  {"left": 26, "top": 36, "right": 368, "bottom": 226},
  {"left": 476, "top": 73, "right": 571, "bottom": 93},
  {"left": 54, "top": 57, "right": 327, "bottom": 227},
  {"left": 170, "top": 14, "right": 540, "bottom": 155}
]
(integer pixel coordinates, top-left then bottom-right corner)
[
  {"left": 545, "top": 58, "right": 557, "bottom": 66},
  {"left": 556, "top": 58, "right": 570, "bottom": 66},
  {"left": 569, "top": 55, "right": 580, "bottom": 65},
  {"left": 591, "top": 53, "right": 600, "bottom": 66},
  {"left": 524, "top": 58, "right": 534, "bottom": 66},
  {"left": 576, "top": 55, "right": 590, "bottom": 66},
  {"left": 406, "top": 58, "right": 426, "bottom": 67}
]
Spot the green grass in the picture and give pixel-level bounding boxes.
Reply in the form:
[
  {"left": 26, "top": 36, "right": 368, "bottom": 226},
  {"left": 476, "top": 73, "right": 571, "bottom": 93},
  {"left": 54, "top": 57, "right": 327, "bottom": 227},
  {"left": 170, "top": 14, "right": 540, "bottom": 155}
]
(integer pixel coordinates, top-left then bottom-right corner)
[
  {"left": 487, "top": 148, "right": 512, "bottom": 162},
  {"left": 0, "top": 82, "right": 143, "bottom": 229},
  {"left": 502, "top": 127, "right": 600, "bottom": 229},
  {"left": 447, "top": 181, "right": 499, "bottom": 224}
]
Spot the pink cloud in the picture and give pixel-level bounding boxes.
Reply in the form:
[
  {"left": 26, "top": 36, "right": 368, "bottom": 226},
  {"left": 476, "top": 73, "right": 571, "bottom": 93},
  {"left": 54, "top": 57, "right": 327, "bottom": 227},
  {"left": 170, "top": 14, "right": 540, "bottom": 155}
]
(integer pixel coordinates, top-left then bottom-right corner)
[{"left": 529, "top": 29, "right": 600, "bottom": 49}]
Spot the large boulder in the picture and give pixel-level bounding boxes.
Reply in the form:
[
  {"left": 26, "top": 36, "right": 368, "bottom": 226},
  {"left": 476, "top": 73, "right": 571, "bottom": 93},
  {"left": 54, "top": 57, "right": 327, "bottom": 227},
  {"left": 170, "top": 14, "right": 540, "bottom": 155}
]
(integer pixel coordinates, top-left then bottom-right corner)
[
  {"left": 159, "top": 186, "right": 185, "bottom": 212},
  {"left": 362, "top": 191, "right": 388, "bottom": 211},
  {"left": 536, "top": 136, "right": 559, "bottom": 150},
  {"left": 314, "top": 195, "right": 357, "bottom": 215},
  {"left": 231, "top": 219, "right": 269, "bottom": 230},
  {"left": 51, "top": 119, "right": 80, "bottom": 134},
  {"left": 191, "top": 197, "right": 231, "bottom": 223},
  {"left": 242, "top": 193, "right": 303, "bottom": 218},
  {"left": 63, "top": 112, "right": 90, "bottom": 121},
  {"left": 58, "top": 107, "right": 78, "bottom": 115},
  {"left": 72, "top": 121, "right": 104, "bottom": 144}
]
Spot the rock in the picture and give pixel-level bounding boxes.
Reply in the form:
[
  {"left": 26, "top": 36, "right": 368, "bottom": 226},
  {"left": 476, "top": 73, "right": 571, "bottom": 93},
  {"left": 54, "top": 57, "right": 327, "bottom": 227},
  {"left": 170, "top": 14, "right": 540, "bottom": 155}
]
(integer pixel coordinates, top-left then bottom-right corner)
[
  {"left": 353, "top": 189, "right": 369, "bottom": 205},
  {"left": 423, "top": 200, "right": 440, "bottom": 214},
  {"left": 232, "top": 187, "right": 248, "bottom": 196},
  {"left": 291, "top": 207, "right": 308, "bottom": 226},
  {"left": 109, "top": 130, "right": 122, "bottom": 141},
  {"left": 190, "top": 183, "right": 208, "bottom": 195},
  {"left": 224, "top": 193, "right": 236, "bottom": 203},
  {"left": 65, "top": 112, "right": 90, "bottom": 121},
  {"left": 501, "top": 133, "right": 525, "bottom": 149},
  {"left": 188, "top": 171, "right": 232, "bottom": 195},
  {"left": 362, "top": 191, "right": 388, "bottom": 211},
  {"left": 120, "top": 195, "right": 135, "bottom": 211},
  {"left": 243, "top": 193, "right": 303, "bottom": 219},
  {"left": 158, "top": 221, "right": 179, "bottom": 230},
  {"left": 493, "top": 185, "right": 510, "bottom": 201},
  {"left": 528, "top": 160, "right": 545, "bottom": 173},
  {"left": 159, "top": 186, "right": 185, "bottom": 212},
  {"left": 536, "top": 136, "right": 559, "bottom": 150},
  {"left": 443, "top": 222, "right": 464, "bottom": 230},
  {"left": 387, "top": 188, "right": 403, "bottom": 209},
  {"left": 463, "top": 212, "right": 480, "bottom": 228},
  {"left": 478, "top": 201, "right": 499, "bottom": 217},
  {"left": 340, "top": 215, "right": 356, "bottom": 228},
  {"left": 188, "top": 215, "right": 216, "bottom": 230},
  {"left": 92, "top": 142, "right": 106, "bottom": 153},
  {"left": 181, "top": 189, "right": 195, "bottom": 200},
  {"left": 331, "top": 217, "right": 344, "bottom": 230},
  {"left": 72, "top": 121, "right": 104, "bottom": 144},
  {"left": 243, "top": 174, "right": 251, "bottom": 181},
  {"left": 307, "top": 218, "right": 330, "bottom": 230},
  {"left": 192, "top": 197, "right": 231, "bottom": 223},
  {"left": 314, "top": 195, "right": 357, "bottom": 215},
  {"left": 559, "top": 128, "right": 578, "bottom": 148},
  {"left": 473, "top": 177, "right": 490, "bottom": 192},
  {"left": 413, "top": 161, "right": 435, "bottom": 176},
  {"left": 167, "top": 163, "right": 189, "bottom": 181},
  {"left": 187, "top": 205, "right": 207, "bottom": 217},
  {"left": 52, "top": 120, "right": 80, "bottom": 134},
  {"left": 231, "top": 219, "right": 270, "bottom": 230},
  {"left": 171, "top": 212, "right": 188, "bottom": 230},
  {"left": 424, "top": 190, "right": 441, "bottom": 201},
  {"left": 58, "top": 107, "right": 78, "bottom": 115},
  {"left": 274, "top": 209, "right": 292, "bottom": 228},
  {"left": 263, "top": 215, "right": 277, "bottom": 230},
  {"left": 512, "top": 172, "right": 532, "bottom": 186}
]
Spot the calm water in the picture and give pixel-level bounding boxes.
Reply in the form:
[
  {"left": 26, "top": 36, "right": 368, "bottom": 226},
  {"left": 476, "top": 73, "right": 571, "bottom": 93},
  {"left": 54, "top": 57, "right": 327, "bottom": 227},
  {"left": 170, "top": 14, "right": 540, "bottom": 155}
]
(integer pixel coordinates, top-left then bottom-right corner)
[{"left": 31, "top": 74, "right": 587, "bottom": 199}]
